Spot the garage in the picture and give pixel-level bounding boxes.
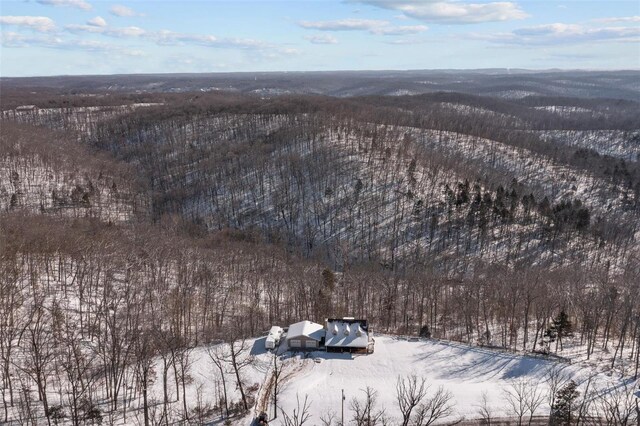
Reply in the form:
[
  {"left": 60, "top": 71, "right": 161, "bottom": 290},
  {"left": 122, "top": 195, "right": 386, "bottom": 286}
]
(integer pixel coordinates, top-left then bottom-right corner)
[{"left": 286, "top": 320, "right": 324, "bottom": 350}]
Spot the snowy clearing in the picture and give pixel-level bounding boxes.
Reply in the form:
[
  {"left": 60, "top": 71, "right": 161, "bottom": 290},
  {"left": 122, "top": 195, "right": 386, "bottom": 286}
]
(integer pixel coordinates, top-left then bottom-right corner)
[{"left": 271, "top": 335, "right": 629, "bottom": 425}]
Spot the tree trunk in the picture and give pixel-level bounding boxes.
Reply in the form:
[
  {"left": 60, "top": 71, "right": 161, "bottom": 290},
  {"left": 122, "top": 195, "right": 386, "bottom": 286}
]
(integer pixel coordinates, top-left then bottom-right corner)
[{"left": 142, "top": 369, "right": 150, "bottom": 426}]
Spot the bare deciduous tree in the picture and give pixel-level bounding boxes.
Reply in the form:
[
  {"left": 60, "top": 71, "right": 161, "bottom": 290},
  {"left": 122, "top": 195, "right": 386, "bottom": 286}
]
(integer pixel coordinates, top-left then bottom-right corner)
[
  {"left": 411, "top": 386, "right": 454, "bottom": 426},
  {"left": 280, "top": 394, "right": 312, "bottom": 426},
  {"left": 396, "top": 375, "right": 428, "bottom": 426},
  {"left": 475, "top": 391, "right": 493, "bottom": 425},
  {"left": 351, "top": 387, "right": 388, "bottom": 426},
  {"left": 225, "top": 334, "right": 254, "bottom": 412},
  {"left": 595, "top": 379, "right": 639, "bottom": 425},
  {"left": 206, "top": 343, "right": 230, "bottom": 418},
  {"left": 503, "top": 380, "right": 545, "bottom": 426}
]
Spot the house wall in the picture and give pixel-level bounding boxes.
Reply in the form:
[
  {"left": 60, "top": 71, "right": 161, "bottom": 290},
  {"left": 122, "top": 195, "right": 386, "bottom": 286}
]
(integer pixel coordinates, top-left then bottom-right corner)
[
  {"left": 287, "top": 335, "right": 320, "bottom": 348},
  {"left": 326, "top": 345, "right": 367, "bottom": 353}
]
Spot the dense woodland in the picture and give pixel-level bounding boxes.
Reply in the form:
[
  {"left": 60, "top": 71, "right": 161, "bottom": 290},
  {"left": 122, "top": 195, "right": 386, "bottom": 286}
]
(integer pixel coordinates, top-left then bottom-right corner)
[{"left": 1, "top": 82, "right": 639, "bottom": 424}]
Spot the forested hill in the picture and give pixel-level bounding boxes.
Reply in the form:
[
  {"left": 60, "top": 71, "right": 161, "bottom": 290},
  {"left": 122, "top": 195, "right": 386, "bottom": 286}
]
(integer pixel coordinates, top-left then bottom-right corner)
[
  {"left": 1, "top": 73, "right": 639, "bottom": 425},
  {"left": 3, "top": 88, "right": 638, "bottom": 273}
]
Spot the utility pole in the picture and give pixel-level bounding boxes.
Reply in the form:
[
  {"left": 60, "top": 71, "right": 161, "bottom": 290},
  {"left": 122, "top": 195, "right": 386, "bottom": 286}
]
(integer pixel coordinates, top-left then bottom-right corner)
[{"left": 341, "top": 388, "right": 345, "bottom": 426}]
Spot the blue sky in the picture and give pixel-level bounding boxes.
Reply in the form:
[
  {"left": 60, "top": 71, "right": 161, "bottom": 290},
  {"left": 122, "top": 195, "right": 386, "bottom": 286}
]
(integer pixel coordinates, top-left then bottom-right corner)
[{"left": 1, "top": 0, "right": 639, "bottom": 76}]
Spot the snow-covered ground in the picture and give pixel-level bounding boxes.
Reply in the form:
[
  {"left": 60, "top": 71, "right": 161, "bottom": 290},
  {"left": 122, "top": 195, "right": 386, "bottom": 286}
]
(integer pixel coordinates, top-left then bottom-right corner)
[
  {"left": 272, "top": 335, "right": 633, "bottom": 425},
  {"left": 139, "top": 340, "right": 273, "bottom": 425},
  {"left": 537, "top": 129, "right": 640, "bottom": 161},
  {"left": 533, "top": 105, "right": 604, "bottom": 118},
  {"left": 86, "top": 334, "right": 633, "bottom": 425},
  {"left": 1, "top": 103, "right": 163, "bottom": 137}
]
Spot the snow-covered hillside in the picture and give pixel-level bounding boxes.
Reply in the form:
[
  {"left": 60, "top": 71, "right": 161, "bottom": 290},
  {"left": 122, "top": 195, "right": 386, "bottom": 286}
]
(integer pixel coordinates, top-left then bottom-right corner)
[
  {"left": 1, "top": 87, "right": 638, "bottom": 426},
  {"left": 1, "top": 103, "right": 163, "bottom": 137},
  {"left": 538, "top": 130, "right": 640, "bottom": 161},
  {"left": 0, "top": 121, "right": 146, "bottom": 220}
]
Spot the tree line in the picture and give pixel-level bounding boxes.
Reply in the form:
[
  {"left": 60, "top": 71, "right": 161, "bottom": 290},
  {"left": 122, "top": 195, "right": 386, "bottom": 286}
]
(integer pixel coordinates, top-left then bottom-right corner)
[{"left": 1, "top": 213, "right": 639, "bottom": 424}]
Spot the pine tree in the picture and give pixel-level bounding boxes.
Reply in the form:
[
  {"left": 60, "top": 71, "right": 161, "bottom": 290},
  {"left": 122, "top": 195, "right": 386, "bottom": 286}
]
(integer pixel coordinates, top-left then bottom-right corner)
[
  {"left": 316, "top": 268, "right": 335, "bottom": 320},
  {"left": 545, "top": 310, "right": 574, "bottom": 352},
  {"left": 550, "top": 380, "right": 579, "bottom": 425},
  {"left": 321, "top": 268, "right": 335, "bottom": 293}
]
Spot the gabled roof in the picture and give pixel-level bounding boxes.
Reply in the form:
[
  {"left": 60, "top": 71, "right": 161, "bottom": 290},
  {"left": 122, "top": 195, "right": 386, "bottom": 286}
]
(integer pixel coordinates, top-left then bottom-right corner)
[
  {"left": 287, "top": 320, "right": 324, "bottom": 341},
  {"left": 325, "top": 319, "right": 369, "bottom": 348}
]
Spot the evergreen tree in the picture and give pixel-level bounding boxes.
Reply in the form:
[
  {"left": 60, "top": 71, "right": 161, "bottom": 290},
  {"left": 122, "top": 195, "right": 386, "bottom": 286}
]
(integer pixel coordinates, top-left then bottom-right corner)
[
  {"left": 545, "top": 310, "right": 574, "bottom": 352},
  {"left": 412, "top": 199, "right": 423, "bottom": 220},
  {"left": 316, "top": 268, "right": 335, "bottom": 320},
  {"left": 456, "top": 180, "right": 470, "bottom": 206},
  {"left": 407, "top": 158, "right": 417, "bottom": 188},
  {"left": 419, "top": 325, "right": 431, "bottom": 339},
  {"left": 321, "top": 268, "right": 335, "bottom": 293},
  {"left": 550, "top": 380, "right": 579, "bottom": 425}
]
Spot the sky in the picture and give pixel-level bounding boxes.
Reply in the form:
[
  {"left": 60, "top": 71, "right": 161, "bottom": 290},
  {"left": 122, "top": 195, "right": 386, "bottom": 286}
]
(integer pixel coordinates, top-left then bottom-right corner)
[{"left": 0, "top": 0, "right": 639, "bottom": 76}]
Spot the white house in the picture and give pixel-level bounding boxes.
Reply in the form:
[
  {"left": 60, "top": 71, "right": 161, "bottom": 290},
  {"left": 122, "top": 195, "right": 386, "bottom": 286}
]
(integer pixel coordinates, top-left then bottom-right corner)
[
  {"left": 265, "top": 326, "right": 283, "bottom": 350},
  {"left": 286, "top": 320, "right": 324, "bottom": 349},
  {"left": 325, "top": 318, "right": 370, "bottom": 353}
]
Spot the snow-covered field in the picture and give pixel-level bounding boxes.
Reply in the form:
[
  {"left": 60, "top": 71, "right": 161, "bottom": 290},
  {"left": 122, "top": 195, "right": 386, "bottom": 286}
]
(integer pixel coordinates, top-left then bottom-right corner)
[
  {"left": 5, "top": 327, "right": 637, "bottom": 425},
  {"left": 272, "top": 335, "right": 625, "bottom": 425}
]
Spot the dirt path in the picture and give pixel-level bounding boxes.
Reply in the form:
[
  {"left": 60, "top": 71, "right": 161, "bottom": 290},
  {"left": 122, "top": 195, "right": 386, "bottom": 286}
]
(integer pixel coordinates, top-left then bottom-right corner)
[
  {"left": 255, "top": 363, "right": 275, "bottom": 417},
  {"left": 252, "top": 353, "right": 310, "bottom": 422}
]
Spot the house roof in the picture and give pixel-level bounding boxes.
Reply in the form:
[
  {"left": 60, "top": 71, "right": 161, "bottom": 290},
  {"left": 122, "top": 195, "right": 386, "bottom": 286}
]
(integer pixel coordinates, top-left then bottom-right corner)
[
  {"left": 287, "top": 320, "right": 324, "bottom": 341},
  {"left": 266, "top": 326, "right": 283, "bottom": 344},
  {"left": 268, "top": 326, "right": 283, "bottom": 337},
  {"left": 325, "top": 319, "right": 369, "bottom": 348}
]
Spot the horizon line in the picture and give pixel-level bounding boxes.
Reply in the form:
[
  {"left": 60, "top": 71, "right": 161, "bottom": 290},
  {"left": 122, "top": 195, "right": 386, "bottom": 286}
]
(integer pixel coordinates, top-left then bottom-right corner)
[{"left": 2, "top": 67, "right": 640, "bottom": 79}]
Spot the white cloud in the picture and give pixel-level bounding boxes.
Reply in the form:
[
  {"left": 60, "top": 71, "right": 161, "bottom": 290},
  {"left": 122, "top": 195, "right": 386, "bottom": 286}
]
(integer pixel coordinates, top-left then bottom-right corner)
[
  {"left": 0, "top": 16, "right": 56, "bottom": 32},
  {"left": 62, "top": 20, "right": 293, "bottom": 55},
  {"left": 304, "top": 34, "right": 338, "bottom": 44},
  {"left": 65, "top": 24, "right": 146, "bottom": 37},
  {"left": 356, "top": 0, "right": 528, "bottom": 24},
  {"left": 513, "top": 23, "right": 581, "bottom": 37},
  {"left": 276, "top": 47, "right": 301, "bottom": 56},
  {"left": 4, "top": 14, "right": 295, "bottom": 62},
  {"left": 299, "top": 18, "right": 427, "bottom": 35},
  {"left": 371, "top": 25, "right": 427, "bottom": 35},
  {"left": 149, "top": 30, "right": 274, "bottom": 50},
  {"left": 0, "top": 31, "right": 36, "bottom": 47},
  {"left": 299, "top": 18, "right": 389, "bottom": 32},
  {"left": 109, "top": 5, "right": 141, "bottom": 17},
  {"left": 64, "top": 24, "right": 102, "bottom": 34},
  {"left": 384, "top": 38, "right": 428, "bottom": 45},
  {"left": 475, "top": 23, "right": 640, "bottom": 45},
  {"left": 111, "top": 26, "right": 146, "bottom": 37},
  {"left": 70, "top": 39, "right": 143, "bottom": 55},
  {"left": 593, "top": 16, "right": 640, "bottom": 24},
  {"left": 37, "top": 0, "right": 92, "bottom": 11},
  {"left": 150, "top": 31, "right": 300, "bottom": 59},
  {"left": 87, "top": 16, "right": 107, "bottom": 27},
  {"left": 0, "top": 31, "right": 144, "bottom": 56}
]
